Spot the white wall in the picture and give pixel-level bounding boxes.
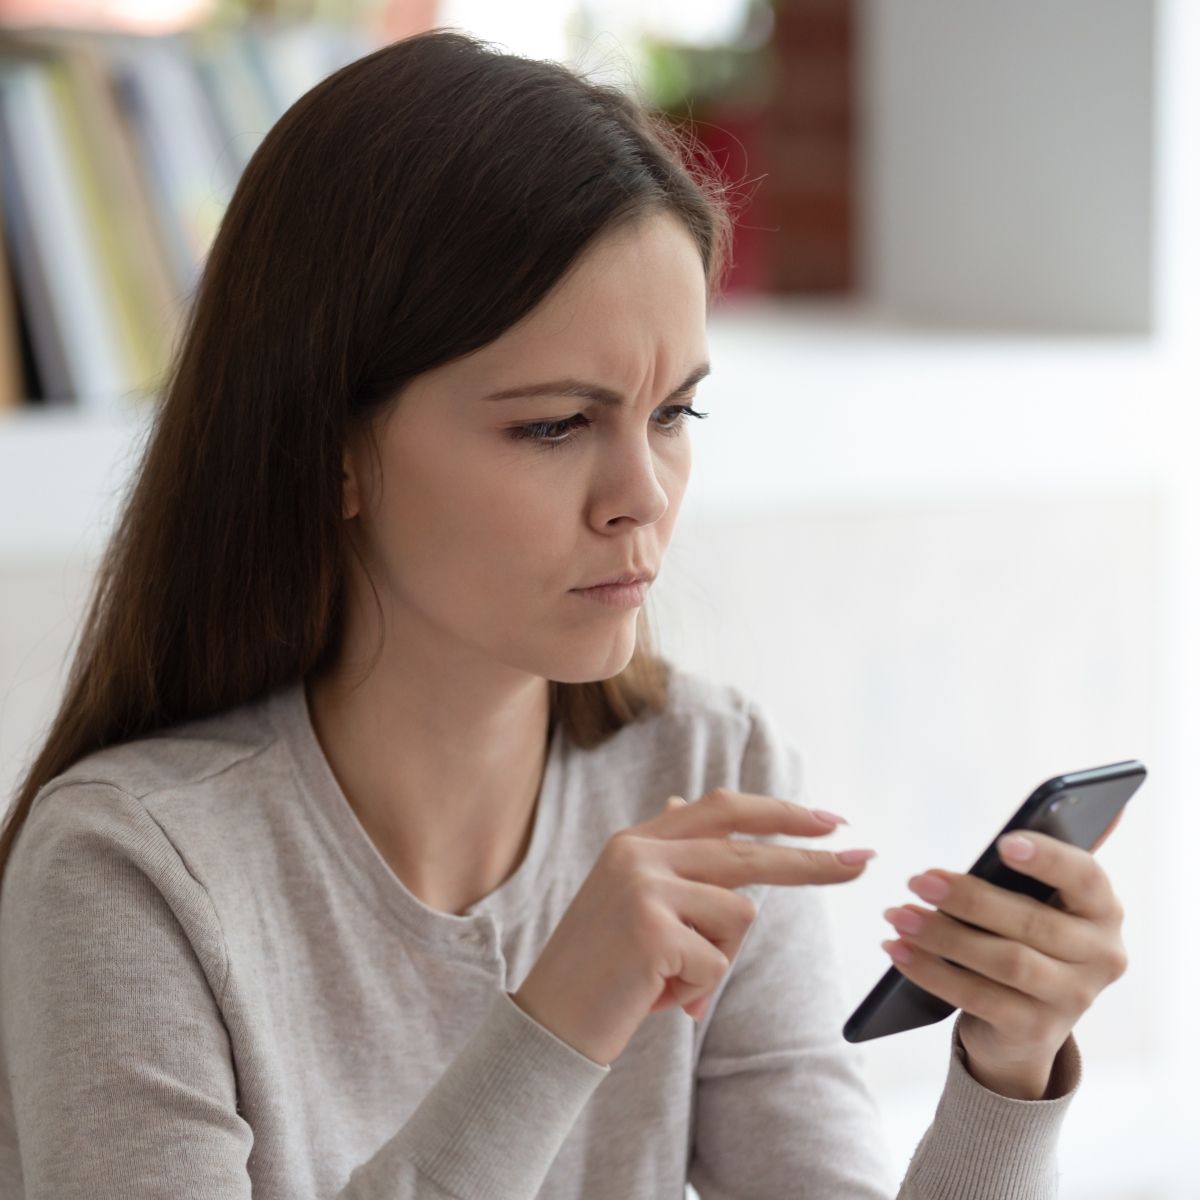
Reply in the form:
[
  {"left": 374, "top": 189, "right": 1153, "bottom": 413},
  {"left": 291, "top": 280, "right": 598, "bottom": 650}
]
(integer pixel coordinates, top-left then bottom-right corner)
[{"left": 860, "top": 0, "right": 1156, "bottom": 332}]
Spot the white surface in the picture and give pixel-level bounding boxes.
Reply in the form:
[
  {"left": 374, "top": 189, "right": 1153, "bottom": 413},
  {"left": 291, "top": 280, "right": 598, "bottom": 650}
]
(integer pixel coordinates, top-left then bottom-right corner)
[{"left": 0, "top": 402, "right": 152, "bottom": 564}]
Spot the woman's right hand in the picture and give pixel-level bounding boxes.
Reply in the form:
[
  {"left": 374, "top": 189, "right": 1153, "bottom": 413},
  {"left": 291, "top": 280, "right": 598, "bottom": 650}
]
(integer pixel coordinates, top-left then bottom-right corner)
[{"left": 510, "top": 787, "right": 876, "bottom": 1066}]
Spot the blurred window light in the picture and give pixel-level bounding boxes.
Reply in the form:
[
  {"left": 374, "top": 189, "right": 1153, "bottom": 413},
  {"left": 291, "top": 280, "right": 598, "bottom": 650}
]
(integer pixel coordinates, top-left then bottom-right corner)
[
  {"left": 436, "top": 0, "right": 577, "bottom": 62},
  {"left": 0, "top": 0, "right": 214, "bottom": 33},
  {"left": 579, "top": 0, "right": 761, "bottom": 48}
]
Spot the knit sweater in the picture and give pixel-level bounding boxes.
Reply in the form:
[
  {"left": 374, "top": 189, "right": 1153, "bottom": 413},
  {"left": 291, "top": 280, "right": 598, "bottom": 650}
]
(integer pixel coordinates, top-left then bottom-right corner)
[{"left": 0, "top": 664, "right": 1082, "bottom": 1198}]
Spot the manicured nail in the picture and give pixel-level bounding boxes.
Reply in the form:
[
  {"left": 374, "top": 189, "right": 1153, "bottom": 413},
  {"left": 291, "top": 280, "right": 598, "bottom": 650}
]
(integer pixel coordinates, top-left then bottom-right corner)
[
  {"left": 909, "top": 873, "right": 949, "bottom": 901},
  {"left": 1000, "top": 833, "right": 1035, "bottom": 861},
  {"left": 836, "top": 848, "right": 877, "bottom": 865},
  {"left": 884, "top": 906, "right": 925, "bottom": 934},
  {"left": 812, "top": 809, "right": 849, "bottom": 826}
]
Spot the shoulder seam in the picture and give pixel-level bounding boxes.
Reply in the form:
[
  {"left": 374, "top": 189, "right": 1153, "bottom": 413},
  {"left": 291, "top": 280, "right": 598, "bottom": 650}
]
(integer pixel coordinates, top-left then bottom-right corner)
[
  {"left": 34, "top": 776, "right": 133, "bottom": 807},
  {"left": 30, "top": 778, "right": 233, "bottom": 1005},
  {"left": 41, "top": 735, "right": 277, "bottom": 806},
  {"left": 136, "top": 801, "right": 232, "bottom": 1006}
]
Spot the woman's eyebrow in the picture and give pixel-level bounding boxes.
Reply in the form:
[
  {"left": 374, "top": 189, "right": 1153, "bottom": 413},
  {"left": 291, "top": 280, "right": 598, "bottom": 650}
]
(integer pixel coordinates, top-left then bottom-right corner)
[{"left": 479, "top": 362, "right": 711, "bottom": 408}]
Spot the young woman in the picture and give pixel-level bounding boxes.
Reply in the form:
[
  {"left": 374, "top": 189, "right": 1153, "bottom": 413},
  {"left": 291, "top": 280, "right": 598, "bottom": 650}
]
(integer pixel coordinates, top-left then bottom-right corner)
[{"left": 0, "top": 27, "right": 1122, "bottom": 1200}]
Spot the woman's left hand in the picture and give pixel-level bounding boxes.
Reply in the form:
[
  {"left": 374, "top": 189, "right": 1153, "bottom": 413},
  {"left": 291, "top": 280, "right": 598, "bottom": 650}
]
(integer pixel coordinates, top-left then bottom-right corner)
[{"left": 881, "top": 815, "right": 1128, "bottom": 1097}]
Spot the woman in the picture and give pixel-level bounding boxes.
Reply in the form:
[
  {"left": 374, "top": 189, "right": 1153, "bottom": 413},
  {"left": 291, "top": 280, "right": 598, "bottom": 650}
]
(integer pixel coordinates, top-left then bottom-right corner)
[{"left": 0, "top": 27, "right": 1123, "bottom": 1199}]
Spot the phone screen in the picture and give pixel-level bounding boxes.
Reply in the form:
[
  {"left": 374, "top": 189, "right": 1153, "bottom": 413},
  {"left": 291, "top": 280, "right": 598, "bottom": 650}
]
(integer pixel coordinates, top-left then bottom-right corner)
[{"left": 841, "top": 760, "right": 1146, "bottom": 1043}]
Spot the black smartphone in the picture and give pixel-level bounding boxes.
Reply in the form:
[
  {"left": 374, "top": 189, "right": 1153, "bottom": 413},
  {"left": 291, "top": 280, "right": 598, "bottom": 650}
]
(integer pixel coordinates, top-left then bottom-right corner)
[{"left": 842, "top": 759, "right": 1146, "bottom": 1043}]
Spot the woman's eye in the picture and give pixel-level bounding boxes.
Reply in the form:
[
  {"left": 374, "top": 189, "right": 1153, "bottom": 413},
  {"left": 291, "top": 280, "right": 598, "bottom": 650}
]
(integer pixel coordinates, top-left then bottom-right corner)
[{"left": 508, "top": 404, "right": 709, "bottom": 453}]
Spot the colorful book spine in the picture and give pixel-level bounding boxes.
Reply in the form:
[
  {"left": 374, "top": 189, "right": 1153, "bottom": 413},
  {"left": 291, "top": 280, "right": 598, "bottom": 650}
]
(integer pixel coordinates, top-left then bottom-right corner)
[{"left": 0, "top": 20, "right": 375, "bottom": 414}]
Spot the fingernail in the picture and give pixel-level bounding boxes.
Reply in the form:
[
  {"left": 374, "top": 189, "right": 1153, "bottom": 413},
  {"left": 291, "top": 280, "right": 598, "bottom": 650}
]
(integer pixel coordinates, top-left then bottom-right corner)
[
  {"left": 812, "top": 809, "right": 849, "bottom": 826},
  {"left": 909, "top": 873, "right": 949, "bottom": 901},
  {"left": 836, "top": 848, "right": 877, "bottom": 865},
  {"left": 1000, "top": 833, "right": 1035, "bottom": 861}
]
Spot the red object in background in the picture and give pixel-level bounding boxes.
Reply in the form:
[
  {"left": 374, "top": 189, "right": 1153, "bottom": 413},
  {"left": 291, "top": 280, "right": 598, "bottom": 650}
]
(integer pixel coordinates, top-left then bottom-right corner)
[
  {"left": 764, "top": 0, "right": 856, "bottom": 293},
  {"left": 684, "top": 105, "right": 772, "bottom": 298},
  {"left": 671, "top": 0, "right": 856, "bottom": 298}
]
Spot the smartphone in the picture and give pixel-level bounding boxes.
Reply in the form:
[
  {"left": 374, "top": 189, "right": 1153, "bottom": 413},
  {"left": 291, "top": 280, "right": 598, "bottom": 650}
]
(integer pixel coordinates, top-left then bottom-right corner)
[{"left": 842, "top": 759, "right": 1146, "bottom": 1044}]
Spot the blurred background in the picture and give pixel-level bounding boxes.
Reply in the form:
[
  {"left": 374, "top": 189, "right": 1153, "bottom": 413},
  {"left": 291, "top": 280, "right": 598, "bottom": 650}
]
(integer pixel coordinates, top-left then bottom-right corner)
[{"left": 0, "top": 1, "right": 1194, "bottom": 1196}]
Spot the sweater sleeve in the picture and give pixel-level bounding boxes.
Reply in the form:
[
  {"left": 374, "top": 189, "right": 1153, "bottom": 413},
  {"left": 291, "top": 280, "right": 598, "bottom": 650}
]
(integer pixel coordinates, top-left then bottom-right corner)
[
  {"left": 0, "top": 782, "right": 608, "bottom": 1200},
  {"left": 685, "top": 697, "right": 1083, "bottom": 1200}
]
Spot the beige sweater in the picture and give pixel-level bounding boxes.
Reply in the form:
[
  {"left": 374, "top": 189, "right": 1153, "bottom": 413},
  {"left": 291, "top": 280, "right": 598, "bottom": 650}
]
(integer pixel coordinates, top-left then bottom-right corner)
[{"left": 0, "top": 664, "right": 1082, "bottom": 1198}]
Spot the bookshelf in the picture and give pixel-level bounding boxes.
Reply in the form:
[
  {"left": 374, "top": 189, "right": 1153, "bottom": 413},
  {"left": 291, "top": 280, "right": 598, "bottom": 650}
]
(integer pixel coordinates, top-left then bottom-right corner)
[
  {"left": 0, "top": 17, "right": 379, "bottom": 419},
  {"left": 0, "top": 13, "right": 395, "bottom": 563}
]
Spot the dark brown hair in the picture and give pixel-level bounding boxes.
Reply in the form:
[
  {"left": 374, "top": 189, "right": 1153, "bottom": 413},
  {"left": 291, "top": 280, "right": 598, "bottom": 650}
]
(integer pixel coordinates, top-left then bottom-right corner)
[{"left": 0, "top": 26, "right": 737, "bottom": 885}]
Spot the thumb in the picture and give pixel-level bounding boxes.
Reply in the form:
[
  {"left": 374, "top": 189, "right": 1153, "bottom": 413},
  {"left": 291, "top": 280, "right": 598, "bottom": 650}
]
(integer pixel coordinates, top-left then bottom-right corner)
[{"left": 663, "top": 794, "right": 688, "bottom": 811}]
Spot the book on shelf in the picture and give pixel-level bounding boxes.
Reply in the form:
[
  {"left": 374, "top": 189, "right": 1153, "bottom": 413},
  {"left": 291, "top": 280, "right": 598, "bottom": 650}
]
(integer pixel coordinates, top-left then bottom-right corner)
[{"left": 0, "top": 19, "right": 376, "bottom": 419}]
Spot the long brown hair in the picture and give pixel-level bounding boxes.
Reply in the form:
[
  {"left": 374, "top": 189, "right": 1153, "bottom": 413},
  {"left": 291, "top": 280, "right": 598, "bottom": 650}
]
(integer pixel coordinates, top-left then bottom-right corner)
[{"left": 0, "top": 26, "right": 738, "bottom": 886}]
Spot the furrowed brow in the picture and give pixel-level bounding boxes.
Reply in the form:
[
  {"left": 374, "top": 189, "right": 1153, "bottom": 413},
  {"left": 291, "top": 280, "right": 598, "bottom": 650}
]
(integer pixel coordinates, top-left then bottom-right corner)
[{"left": 480, "top": 362, "right": 711, "bottom": 407}]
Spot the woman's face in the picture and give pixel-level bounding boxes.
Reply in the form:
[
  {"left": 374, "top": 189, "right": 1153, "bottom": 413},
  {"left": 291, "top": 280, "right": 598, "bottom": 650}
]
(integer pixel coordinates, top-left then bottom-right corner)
[{"left": 340, "top": 210, "right": 710, "bottom": 685}]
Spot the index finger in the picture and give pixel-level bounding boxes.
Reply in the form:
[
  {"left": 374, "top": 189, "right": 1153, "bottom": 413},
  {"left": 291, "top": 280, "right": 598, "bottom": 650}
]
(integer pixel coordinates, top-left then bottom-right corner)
[
  {"left": 662, "top": 834, "right": 872, "bottom": 889},
  {"left": 653, "top": 787, "right": 848, "bottom": 840}
]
